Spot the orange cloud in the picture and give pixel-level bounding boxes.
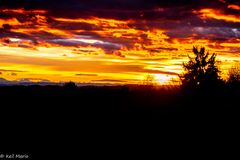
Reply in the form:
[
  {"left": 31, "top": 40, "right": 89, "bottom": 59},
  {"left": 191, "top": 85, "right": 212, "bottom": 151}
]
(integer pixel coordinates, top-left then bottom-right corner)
[
  {"left": 0, "top": 18, "right": 21, "bottom": 26},
  {"left": 228, "top": 4, "right": 240, "bottom": 10},
  {"left": 0, "top": 8, "right": 47, "bottom": 14},
  {"left": 53, "top": 17, "right": 128, "bottom": 27},
  {"left": 197, "top": 8, "right": 240, "bottom": 23}
]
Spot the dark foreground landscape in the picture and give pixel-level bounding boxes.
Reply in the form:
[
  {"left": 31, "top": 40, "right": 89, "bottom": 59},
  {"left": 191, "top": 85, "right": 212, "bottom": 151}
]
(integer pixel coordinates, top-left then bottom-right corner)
[
  {"left": 1, "top": 83, "right": 239, "bottom": 123},
  {"left": 1, "top": 83, "right": 240, "bottom": 158}
]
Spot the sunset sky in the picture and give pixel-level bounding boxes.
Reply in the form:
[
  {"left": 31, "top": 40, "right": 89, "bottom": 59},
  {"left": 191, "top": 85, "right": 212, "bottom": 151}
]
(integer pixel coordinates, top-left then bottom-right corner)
[{"left": 0, "top": 0, "right": 240, "bottom": 84}]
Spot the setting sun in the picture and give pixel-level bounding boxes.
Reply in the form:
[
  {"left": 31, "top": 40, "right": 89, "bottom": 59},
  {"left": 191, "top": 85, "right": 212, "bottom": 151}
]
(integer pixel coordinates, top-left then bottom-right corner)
[{"left": 153, "top": 74, "right": 177, "bottom": 85}]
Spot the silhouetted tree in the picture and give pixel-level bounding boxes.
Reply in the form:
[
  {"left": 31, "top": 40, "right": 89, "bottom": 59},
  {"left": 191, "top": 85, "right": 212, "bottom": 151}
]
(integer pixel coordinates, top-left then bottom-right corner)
[
  {"left": 142, "top": 74, "right": 155, "bottom": 86},
  {"left": 227, "top": 64, "right": 240, "bottom": 87},
  {"left": 180, "top": 46, "right": 222, "bottom": 89}
]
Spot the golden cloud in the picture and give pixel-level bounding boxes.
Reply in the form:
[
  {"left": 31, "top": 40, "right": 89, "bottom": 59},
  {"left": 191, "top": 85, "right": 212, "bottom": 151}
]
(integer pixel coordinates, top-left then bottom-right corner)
[{"left": 197, "top": 8, "right": 240, "bottom": 23}]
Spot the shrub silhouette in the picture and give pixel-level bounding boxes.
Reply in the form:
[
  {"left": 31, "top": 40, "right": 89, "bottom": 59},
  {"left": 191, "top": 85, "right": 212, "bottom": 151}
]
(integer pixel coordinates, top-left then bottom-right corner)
[
  {"left": 180, "top": 46, "right": 221, "bottom": 90},
  {"left": 227, "top": 64, "right": 240, "bottom": 88},
  {"left": 64, "top": 81, "right": 77, "bottom": 88},
  {"left": 142, "top": 74, "right": 155, "bottom": 86}
]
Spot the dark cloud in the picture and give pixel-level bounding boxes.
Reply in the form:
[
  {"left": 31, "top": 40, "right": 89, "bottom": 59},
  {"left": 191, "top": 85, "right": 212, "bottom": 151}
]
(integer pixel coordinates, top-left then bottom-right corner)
[
  {"left": 2, "top": 24, "right": 11, "bottom": 30},
  {"left": 102, "top": 64, "right": 179, "bottom": 75},
  {"left": 141, "top": 69, "right": 179, "bottom": 76},
  {"left": 75, "top": 73, "right": 98, "bottom": 76},
  {"left": 0, "top": 0, "right": 235, "bottom": 19},
  {"left": 92, "top": 79, "right": 128, "bottom": 83},
  {"left": 49, "top": 37, "right": 122, "bottom": 53},
  {"left": 0, "top": 69, "right": 26, "bottom": 72}
]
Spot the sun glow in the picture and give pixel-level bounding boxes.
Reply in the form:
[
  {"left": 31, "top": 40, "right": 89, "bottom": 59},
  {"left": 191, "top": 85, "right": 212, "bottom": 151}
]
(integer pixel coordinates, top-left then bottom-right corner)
[{"left": 154, "top": 74, "right": 178, "bottom": 85}]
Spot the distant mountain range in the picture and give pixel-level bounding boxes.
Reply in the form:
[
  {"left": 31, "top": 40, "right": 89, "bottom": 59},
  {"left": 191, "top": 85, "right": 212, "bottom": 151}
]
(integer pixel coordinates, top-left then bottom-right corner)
[
  {"left": 0, "top": 78, "right": 124, "bottom": 86},
  {"left": 0, "top": 78, "right": 58, "bottom": 86}
]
